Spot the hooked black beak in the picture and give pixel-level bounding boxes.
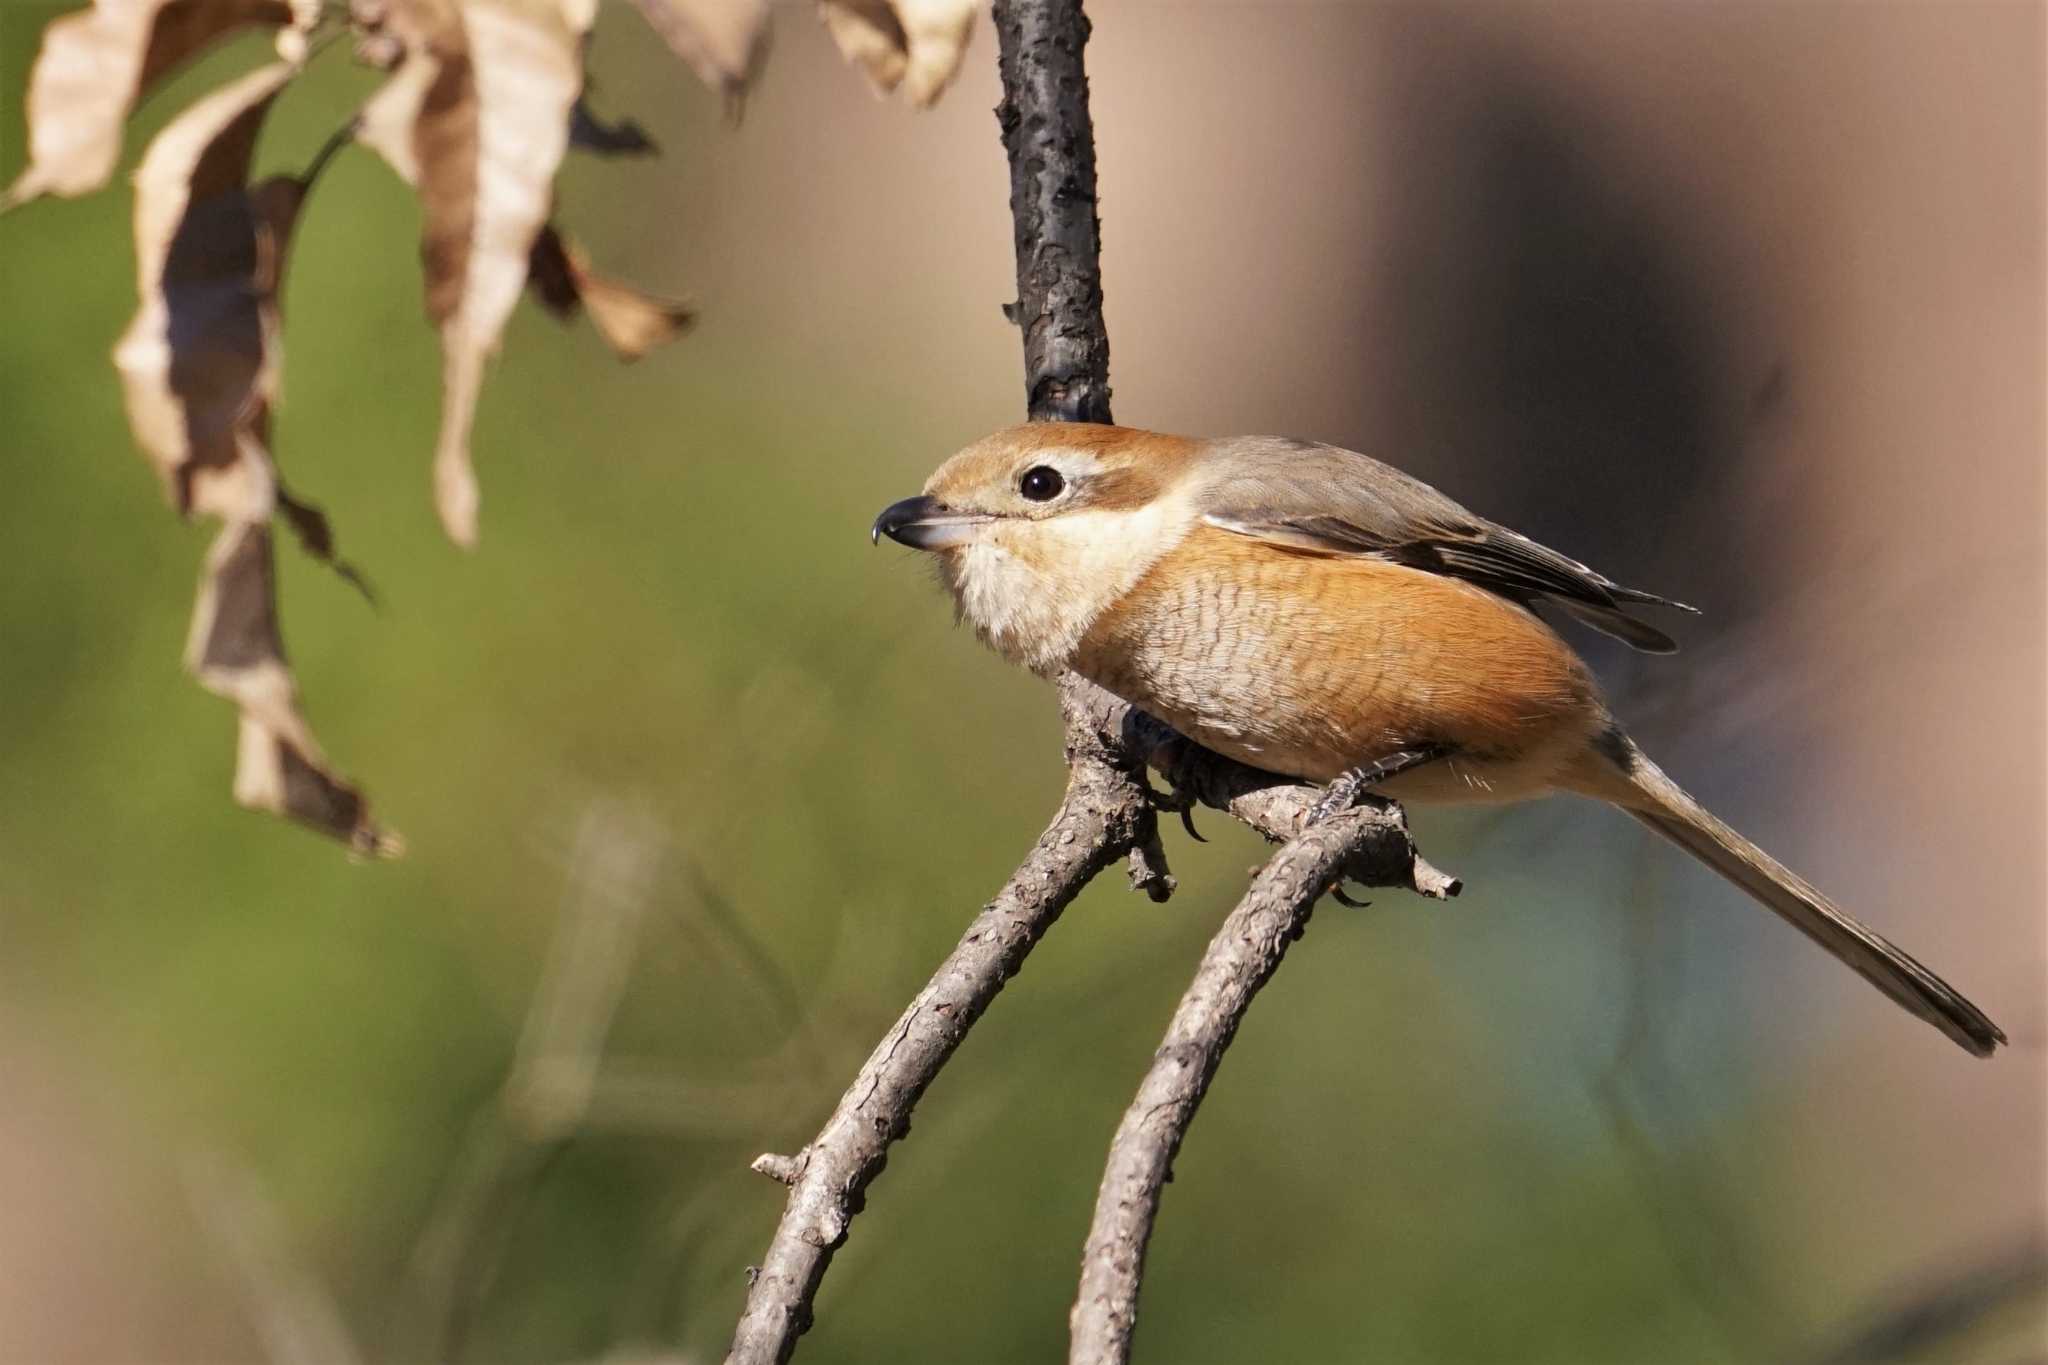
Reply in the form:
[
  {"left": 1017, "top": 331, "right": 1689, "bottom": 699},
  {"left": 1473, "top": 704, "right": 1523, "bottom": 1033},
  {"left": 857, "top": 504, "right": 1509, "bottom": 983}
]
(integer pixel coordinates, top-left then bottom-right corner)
[{"left": 871, "top": 495, "right": 989, "bottom": 550}]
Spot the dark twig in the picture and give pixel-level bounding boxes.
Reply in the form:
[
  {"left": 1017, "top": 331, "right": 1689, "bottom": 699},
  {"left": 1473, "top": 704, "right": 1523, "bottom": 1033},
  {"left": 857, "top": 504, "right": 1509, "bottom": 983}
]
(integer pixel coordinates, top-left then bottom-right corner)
[
  {"left": 995, "top": 0, "right": 1112, "bottom": 424},
  {"left": 1069, "top": 802, "right": 1455, "bottom": 1365}
]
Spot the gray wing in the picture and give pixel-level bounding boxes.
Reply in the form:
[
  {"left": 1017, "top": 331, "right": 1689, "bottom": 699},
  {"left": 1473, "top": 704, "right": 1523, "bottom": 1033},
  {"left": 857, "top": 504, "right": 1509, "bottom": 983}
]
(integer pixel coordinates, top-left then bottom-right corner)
[{"left": 1195, "top": 437, "right": 1696, "bottom": 654}]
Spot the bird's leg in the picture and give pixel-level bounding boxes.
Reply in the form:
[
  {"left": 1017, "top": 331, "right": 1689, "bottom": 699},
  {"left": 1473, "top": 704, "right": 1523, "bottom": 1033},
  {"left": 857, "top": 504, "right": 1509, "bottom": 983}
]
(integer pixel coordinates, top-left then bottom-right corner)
[
  {"left": 1131, "top": 729, "right": 1209, "bottom": 842},
  {"left": 1306, "top": 744, "right": 1451, "bottom": 827}
]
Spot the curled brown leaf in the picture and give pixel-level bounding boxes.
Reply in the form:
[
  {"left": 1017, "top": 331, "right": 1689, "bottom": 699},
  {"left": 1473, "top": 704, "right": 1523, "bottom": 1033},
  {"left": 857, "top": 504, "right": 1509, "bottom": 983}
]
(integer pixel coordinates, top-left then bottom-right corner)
[
  {"left": 361, "top": 0, "right": 590, "bottom": 547},
  {"left": 818, "top": 0, "right": 975, "bottom": 108},
  {"left": 528, "top": 226, "right": 695, "bottom": 361},
  {"left": 4, "top": 0, "right": 315, "bottom": 209},
  {"left": 569, "top": 97, "right": 658, "bottom": 156},
  {"left": 116, "top": 61, "right": 395, "bottom": 854},
  {"left": 190, "top": 523, "right": 398, "bottom": 855},
  {"left": 113, "top": 60, "right": 300, "bottom": 520}
]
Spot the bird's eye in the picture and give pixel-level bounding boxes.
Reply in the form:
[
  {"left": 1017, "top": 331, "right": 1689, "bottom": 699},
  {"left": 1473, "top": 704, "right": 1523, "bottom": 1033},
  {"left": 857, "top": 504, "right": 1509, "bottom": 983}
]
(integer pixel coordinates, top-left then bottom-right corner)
[{"left": 1019, "top": 465, "right": 1065, "bottom": 502}]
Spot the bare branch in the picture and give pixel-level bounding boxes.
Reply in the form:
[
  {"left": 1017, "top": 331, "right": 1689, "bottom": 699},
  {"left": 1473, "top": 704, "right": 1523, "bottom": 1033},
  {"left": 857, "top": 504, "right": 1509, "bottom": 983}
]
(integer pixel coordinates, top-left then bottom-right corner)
[
  {"left": 1068, "top": 801, "right": 1456, "bottom": 1365},
  {"left": 723, "top": 676, "right": 1156, "bottom": 1365},
  {"left": 721, "top": 675, "right": 1449, "bottom": 1362},
  {"left": 994, "top": 0, "right": 1111, "bottom": 424}
]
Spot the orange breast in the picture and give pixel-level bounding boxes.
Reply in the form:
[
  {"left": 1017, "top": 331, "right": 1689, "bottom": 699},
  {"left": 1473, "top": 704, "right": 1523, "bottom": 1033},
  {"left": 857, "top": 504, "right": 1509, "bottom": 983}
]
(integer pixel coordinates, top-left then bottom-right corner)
[{"left": 1072, "top": 526, "right": 1608, "bottom": 798}]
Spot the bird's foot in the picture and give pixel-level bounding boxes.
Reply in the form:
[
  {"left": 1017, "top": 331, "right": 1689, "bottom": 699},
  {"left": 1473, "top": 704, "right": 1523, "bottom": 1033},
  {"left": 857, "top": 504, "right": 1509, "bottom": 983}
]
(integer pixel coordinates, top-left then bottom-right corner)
[
  {"left": 1141, "top": 770, "right": 1206, "bottom": 843},
  {"left": 1305, "top": 745, "right": 1451, "bottom": 827}
]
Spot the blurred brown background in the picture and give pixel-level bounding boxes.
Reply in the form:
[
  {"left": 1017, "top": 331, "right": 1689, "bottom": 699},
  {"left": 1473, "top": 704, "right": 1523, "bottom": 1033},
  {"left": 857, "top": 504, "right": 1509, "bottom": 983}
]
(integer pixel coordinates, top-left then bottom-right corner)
[{"left": 1, "top": 2, "right": 2042, "bottom": 1362}]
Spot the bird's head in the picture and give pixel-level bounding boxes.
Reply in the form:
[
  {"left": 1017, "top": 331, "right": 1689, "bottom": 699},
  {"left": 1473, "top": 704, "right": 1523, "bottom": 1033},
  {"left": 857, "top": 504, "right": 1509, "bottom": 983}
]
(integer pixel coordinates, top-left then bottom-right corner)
[{"left": 873, "top": 423, "right": 1203, "bottom": 673}]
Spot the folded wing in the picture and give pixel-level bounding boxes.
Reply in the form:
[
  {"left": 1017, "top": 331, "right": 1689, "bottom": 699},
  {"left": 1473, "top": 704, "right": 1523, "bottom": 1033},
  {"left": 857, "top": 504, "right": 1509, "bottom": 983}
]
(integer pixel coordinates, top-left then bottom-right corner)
[{"left": 1196, "top": 436, "right": 1696, "bottom": 654}]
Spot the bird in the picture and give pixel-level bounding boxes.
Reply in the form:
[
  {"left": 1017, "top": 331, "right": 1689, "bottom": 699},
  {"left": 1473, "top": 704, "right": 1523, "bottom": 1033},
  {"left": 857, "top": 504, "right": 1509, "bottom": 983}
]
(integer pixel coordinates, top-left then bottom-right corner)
[{"left": 872, "top": 421, "right": 2006, "bottom": 1058}]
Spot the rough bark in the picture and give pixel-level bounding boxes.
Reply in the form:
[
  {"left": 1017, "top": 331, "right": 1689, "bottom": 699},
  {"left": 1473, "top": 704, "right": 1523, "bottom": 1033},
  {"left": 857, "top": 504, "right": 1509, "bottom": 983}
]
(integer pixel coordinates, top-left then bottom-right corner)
[
  {"left": 1126, "top": 711, "right": 1460, "bottom": 893},
  {"left": 723, "top": 677, "right": 1154, "bottom": 1365},
  {"left": 722, "top": 674, "right": 1455, "bottom": 1363},
  {"left": 1067, "top": 802, "right": 1456, "bottom": 1365},
  {"left": 994, "top": 0, "right": 1111, "bottom": 424}
]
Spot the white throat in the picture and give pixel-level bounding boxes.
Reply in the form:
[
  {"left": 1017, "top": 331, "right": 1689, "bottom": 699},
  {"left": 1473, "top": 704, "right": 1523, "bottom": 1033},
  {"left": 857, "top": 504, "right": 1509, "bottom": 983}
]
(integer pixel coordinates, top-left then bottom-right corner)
[{"left": 942, "top": 491, "right": 1198, "bottom": 675}]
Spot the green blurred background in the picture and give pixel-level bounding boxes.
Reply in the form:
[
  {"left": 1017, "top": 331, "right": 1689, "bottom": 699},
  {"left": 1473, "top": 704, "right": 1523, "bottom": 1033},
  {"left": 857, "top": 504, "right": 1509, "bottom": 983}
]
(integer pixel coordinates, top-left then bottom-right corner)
[{"left": 2, "top": 3, "right": 2043, "bottom": 1363}]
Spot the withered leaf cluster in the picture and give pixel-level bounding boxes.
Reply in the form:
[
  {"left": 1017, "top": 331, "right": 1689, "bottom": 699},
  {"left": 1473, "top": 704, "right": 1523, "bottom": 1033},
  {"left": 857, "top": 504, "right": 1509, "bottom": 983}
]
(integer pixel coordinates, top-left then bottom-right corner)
[{"left": 6, "top": 0, "right": 979, "bottom": 852}]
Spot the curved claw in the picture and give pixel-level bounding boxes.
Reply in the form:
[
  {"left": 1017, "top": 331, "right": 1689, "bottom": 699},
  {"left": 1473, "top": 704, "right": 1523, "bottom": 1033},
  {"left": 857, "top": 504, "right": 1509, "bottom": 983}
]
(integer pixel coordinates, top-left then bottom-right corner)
[
  {"left": 1139, "top": 768, "right": 1207, "bottom": 843},
  {"left": 1329, "top": 882, "right": 1372, "bottom": 909}
]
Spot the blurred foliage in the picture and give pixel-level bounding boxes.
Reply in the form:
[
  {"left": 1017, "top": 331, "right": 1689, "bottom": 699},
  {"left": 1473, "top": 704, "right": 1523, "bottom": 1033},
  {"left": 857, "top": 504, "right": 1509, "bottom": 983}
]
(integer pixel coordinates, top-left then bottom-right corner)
[{"left": 1, "top": 8, "right": 2040, "bottom": 1365}]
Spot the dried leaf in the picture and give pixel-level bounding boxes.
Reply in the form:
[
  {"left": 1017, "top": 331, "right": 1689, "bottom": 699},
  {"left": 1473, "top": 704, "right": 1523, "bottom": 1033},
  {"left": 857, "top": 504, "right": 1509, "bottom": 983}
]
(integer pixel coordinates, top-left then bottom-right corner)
[
  {"left": 112, "top": 60, "right": 301, "bottom": 520},
  {"left": 361, "top": 0, "right": 589, "bottom": 546},
  {"left": 356, "top": 0, "right": 476, "bottom": 321},
  {"left": 190, "top": 522, "right": 398, "bottom": 855},
  {"left": 3, "top": 0, "right": 313, "bottom": 209},
  {"left": 569, "top": 97, "right": 658, "bottom": 156},
  {"left": 114, "top": 63, "right": 395, "bottom": 854},
  {"left": 817, "top": 0, "right": 974, "bottom": 108},
  {"left": 816, "top": 1, "right": 902, "bottom": 95},
  {"left": 627, "top": 0, "right": 767, "bottom": 99},
  {"left": 527, "top": 226, "right": 695, "bottom": 361},
  {"left": 277, "top": 483, "right": 380, "bottom": 605},
  {"left": 524, "top": 226, "right": 580, "bottom": 315}
]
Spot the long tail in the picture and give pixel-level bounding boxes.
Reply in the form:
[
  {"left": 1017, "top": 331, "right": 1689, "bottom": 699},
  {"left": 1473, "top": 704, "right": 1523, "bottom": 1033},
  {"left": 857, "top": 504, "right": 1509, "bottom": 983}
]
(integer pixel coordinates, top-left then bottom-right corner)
[{"left": 1572, "top": 731, "right": 2005, "bottom": 1057}]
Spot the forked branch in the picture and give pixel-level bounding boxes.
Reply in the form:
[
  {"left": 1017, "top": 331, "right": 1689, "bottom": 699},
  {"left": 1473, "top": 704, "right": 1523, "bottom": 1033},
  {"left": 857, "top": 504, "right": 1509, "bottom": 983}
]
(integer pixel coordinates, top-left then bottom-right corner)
[
  {"left": 722, "top": 676, "right": 1451, "bottom": 1365},
  {"left": 723, "top": 677, "right": 1154, "bottom": 1365},
  {"left": 1068, "top": 801, "right": 1455, "bottom": 1365}
]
